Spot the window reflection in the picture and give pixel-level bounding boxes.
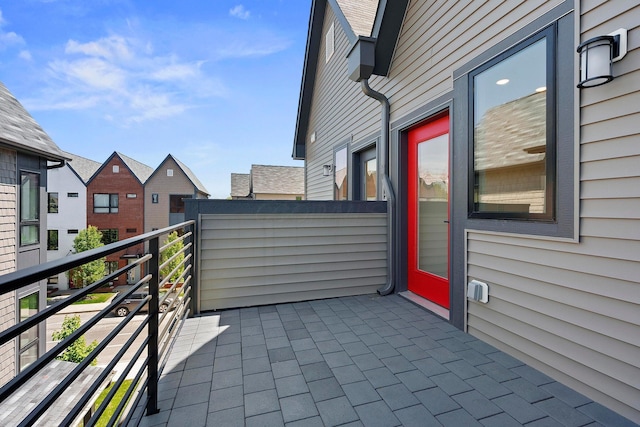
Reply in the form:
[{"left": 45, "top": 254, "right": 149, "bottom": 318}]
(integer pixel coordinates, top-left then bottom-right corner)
[
  {"left": 473, "top": 38, "right": 548, "bottom": 215},
  {"left": 364, "top": 158, "right": 377, "bottom": 201},
  {"left": 334, "top": 147, "right": 348, "bottom": 200}
]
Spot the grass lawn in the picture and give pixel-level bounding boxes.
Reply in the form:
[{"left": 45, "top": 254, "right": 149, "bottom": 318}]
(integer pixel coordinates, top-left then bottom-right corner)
[
  {"left": 93, "top": 379, "right": 134, "bottom": 426},
  {"left": 73, "top": 293, "right": 116, "bottom": 305}
]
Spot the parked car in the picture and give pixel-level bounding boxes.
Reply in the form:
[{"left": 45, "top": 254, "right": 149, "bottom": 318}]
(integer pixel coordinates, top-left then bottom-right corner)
[{"left": 113, "top": 292, "right": 174, "bottom": 317}]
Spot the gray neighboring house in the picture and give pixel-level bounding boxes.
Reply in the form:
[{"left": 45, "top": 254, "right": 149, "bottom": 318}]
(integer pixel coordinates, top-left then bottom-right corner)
[
  {"left": 293, "top": 0, "right": 639, "bottom": 422},
  {"left": 0, "top": 81, "right": 68, "bottom": 386},
  {"left": 144, "top": 154, "right": 209, "bottom": 232},
  {"left": 230, "top": 165, "right": 304, "bottom": 200}
]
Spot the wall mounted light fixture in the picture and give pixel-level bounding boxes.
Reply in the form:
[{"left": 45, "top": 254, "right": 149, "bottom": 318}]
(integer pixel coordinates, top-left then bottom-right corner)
[
  {"left": 577, "top": 28, "right": 627, "bottom": 88},
  {"left": 323, "top": 164, "right": 334, "bottom": 177}
]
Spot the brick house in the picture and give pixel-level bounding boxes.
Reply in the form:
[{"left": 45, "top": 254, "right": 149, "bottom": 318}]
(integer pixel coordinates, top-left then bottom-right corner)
[{"left": 85, "top": 152, "right": 153, "bottom": 286}]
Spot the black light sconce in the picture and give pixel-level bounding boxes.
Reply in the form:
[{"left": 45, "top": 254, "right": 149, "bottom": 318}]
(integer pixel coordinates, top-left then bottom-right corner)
[{"left": 577, "top": 28, "right": 627, "bottom": 88}]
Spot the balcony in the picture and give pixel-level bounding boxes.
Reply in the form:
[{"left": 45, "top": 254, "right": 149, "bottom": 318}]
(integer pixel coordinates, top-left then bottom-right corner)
[{"left": 0, "top": 202, "right": 635, "bottom": 426}]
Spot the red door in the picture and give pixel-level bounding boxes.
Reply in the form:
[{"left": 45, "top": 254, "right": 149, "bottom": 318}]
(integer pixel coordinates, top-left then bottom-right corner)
[{"left": 407, "top": 113, "right": 450, "bottom": 308}]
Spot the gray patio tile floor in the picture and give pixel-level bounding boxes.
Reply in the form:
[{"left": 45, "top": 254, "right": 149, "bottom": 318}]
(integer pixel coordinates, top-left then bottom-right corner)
[{"left": 134, "top": 294, "right": 637, "bottom": 427}]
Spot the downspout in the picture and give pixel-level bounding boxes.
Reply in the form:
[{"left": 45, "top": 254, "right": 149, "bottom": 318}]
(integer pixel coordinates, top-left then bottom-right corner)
[{"left": 360, "top": 79, "right": 395, "bottom": 296}]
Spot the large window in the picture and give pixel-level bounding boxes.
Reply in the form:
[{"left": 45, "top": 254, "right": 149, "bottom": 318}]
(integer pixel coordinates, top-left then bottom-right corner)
[
  {"left": 19, "top": 292, "right": 39, "bottom": 371},
  {"left": 334, "top": 146, "right": 348, "bottom": 200},
  {"left": 48, "top": 192, "right": 58, "bottom": 213},
  {"left": 470, "top": 27, "right": 554, "bottom": 220},
  {"left": 94, "top": 193, "right": 119, "bottom": 213},
  {"left": 170, "top": 195, "right": 191, "bottom": 214},
  {"left": 20, "top": 172, "right": 40, "bottom": 246}
]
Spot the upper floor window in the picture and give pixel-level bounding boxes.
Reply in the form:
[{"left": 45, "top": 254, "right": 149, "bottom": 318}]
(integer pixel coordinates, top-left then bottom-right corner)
[
  {"left": 470, "top": 26, "right": 555, "bottom": 221},
  {"left": 94, "top": 193, "right": 119, "bottom": 213},
  {"left": 170, "top": 195, "right": 191, "bottom": 214},
  {"left": 48, "top": 192, "right": 58, "bottom": 213},
  {"left": 20, "top": 171, "right": 39, "bottom": 246},
  {"left": 334, "top": 146, "right": 348, "bottom": 200}
]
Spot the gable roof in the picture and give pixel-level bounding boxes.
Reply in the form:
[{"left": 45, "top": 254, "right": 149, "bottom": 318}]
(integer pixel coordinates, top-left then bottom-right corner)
[
  {"left": 251, "top": 165, "right": 304, "bottom": 195},
  {"left": 147, "top": 154, "right": 210, "bottom": 197},
  {"left": 64, "top": 152, "right": 102, "bottom": 184},
  {"left": 292, "top": 0, "right": 409, "bottom": 159},
  {"left": 0, "top": 81, "right": 67, "bottom": 161},
  {"left": 231, "top": 173, "right": 250, "bottom": 198},
  {"left": 88, "top": 151, "right": 154, "bottom": 186},
  {"left": 117, "top": 152, "right": 154, "bottom": 184}
]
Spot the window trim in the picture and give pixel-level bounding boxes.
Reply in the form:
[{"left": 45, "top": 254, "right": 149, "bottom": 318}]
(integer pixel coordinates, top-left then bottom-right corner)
[
  {"left": 468, "top": 25, "right": 556, "bottom": 221},
  {"left": 19, "top": 171, "right": 40, "bottom": 247},
  {"left": 452, "top": 6, "right": 575, "bottom": 239}
]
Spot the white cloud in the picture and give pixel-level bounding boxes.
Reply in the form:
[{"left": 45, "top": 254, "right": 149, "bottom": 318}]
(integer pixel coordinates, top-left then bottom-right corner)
[
  {"left": 34, "top": 31, "right": 227, "bottom": 124},
  {"left": 229, "top": 5, "right": 250, "bottom": 20},
  {"left": 18, "top": 50, "right": 32, "bottom": 61},
  {"left": 49, "top": 57, "right": 127, "bottom": 91},
  {"left": 0, "top": 9, "right": 25, "bottom": 49},
  {"left": 65, "top": 35, "right": 133, "bottom": 61}
]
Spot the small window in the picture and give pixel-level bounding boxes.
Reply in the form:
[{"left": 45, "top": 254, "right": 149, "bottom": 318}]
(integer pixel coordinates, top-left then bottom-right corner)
[
  {"left": 325, "top": 21, "right": 335, "bottom": 63},
  {"left": 47, "top": 276, "right": 59, "bottom": 285},
  {"left": 152, "top": 193, "right": 159, "bottom": 203},
  {"left": 113, "top": 165, "right": 119, "bottom": 173},
  {"left": 470, "top": 27, "right": 554, "bottom": 220},
  {"left": 20, "top": 171, "right": 39, "bottom": 246},
  {"left": 48, "top": 192, "right": 58, "bottom": 213},
  {"left": 127, "top": 193, "right": 137, "bottom": 199},
  {"left": 100, "top": 229, "right": 119, "bottom": 245},
  {"left": 334, "top": 146, "right": 348, "bottom": 200},
  {"left": 47, "top": 230, "right": 58, "bottom": 250},
  {"left": 126, "top": 228, "right": 137, "bottom": 233},
  {"left": 167, "top": 169, "right": 174, "bottom": 177},
  {"left": 68, "top": 229, "right": 79, "bottom": 234},
  {"left": 67, "top": 192, "right": 79, "bottom": 198},
  {"left": 94, "top": 193, "right": 119, "bottom": 213}
]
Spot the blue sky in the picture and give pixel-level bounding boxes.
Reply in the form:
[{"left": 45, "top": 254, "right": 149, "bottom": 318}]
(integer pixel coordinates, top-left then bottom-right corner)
[{"left": 0, "top": 0, "right": 310, "bottom": 198}]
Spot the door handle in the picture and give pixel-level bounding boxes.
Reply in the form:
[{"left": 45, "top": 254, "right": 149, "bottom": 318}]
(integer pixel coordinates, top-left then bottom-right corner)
[{"left": 443, "top": 220, "right": 450, "bottom": 224}]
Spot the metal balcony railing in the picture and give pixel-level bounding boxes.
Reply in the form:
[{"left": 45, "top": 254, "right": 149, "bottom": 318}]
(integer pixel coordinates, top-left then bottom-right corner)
[{"left": 0, "top": 221, "right": 195, "bottom": 426}]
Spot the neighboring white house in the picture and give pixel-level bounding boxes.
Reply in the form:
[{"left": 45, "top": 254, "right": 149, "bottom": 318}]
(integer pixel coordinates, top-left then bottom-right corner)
[{"left": 46, "top": 152, "right": 100, "bottom": 290}]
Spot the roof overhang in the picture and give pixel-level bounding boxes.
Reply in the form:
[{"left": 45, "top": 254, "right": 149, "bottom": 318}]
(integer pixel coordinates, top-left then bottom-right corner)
[{"left": 292, "top": 0, "right": 409, "bottom": 160}]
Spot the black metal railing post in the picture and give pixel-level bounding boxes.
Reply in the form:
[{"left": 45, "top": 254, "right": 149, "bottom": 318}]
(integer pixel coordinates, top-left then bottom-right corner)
[{"left": 146, "top": 235, "right": 160, "bottom": 415}]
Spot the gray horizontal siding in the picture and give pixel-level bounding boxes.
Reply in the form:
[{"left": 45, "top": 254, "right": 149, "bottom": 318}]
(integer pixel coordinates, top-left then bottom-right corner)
[
  {"left": 465, "top": 2, "right": 640, "bottom": 422},
  {"left": 199, "top": 213, "right": 387, "bottom": 311}
]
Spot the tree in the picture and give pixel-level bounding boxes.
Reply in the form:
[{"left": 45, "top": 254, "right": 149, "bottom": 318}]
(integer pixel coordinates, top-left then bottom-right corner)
[
  {"left": 160, "top": 231, "right": 184, "bottom": 283},
  {"left": 52, "top": 315, "right": 99, "bottom": 365},
  {"left": 68, "top": 226, "right": 106, "bottom": 288}
]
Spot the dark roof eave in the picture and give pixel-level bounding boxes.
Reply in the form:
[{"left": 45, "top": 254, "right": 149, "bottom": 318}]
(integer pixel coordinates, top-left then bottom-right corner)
[
  {"left": 292, "top": 0, "right": 326, "bottom": 160},
  {"left": 371, "top": 0, "right": 410, "bottom": 76},
  {"left": 0, "top": 137, "right": 69, "bottom": 162}
]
